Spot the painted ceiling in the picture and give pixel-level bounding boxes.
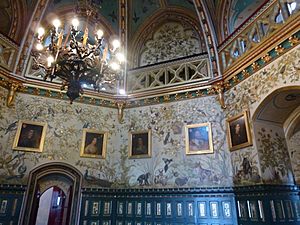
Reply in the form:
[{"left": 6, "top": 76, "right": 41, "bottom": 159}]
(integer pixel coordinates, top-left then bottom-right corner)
[
  {"left": 229, "top": 0, "right": 265, "bottom": 32},
  {"left": 3, "top": 0, "right": 268, "bottom": 42},
  {"left": 46, "top": 0, "right": 267, "bottom": 38},
  {"left": 256, "top": 89, "right": 300, "bottom": 125}
]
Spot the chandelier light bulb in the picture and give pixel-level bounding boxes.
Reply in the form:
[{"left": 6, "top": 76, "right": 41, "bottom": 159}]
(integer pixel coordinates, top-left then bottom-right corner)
[
  {"left": 33, "top": 11, "right": 124, "bottom": 103},
  {"left": 37, "top": 27, "right": 45, "bottom": 38},
  {"left": 47, "top": 56, "right": 55, "bottom": 67},
  {"left": 71, "top": 18, "right": 79, "bottom": 29},
  {"left": 110, "top": 62, "right": 120, "bottom": 71},
  {"left": 112, "top": 39, "right": 120, "bottom": 51},
  {"left": 116, "top": 52, "right": 125, "bottom": 62},
  {"left": 52, "top": 18, "right": 61, "bottom": 30},
  {"left": 96, "top": 29, "right": 104, "bottom": 39},
  {"left": 119, "top": 89, "right": 126, "bottom": 95},
  {"left": 36, "top": 43, "right": 44, "bottom": 51}
]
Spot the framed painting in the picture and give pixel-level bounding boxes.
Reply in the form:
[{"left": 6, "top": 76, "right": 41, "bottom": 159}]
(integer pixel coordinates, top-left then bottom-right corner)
[
  {"left": 13, "top": 120, "right": 47, "bottom": 152},
  {"left": 80, "top": 129, "right": 107, "bottom": 158},
  {"left": 185, "top": 122, "right": 213, "bottom": 155},
  {"left": 226, "top": 111, "right": 252, "bottom": 151},
  {"left": 129, "top": 130, "right": 151, "bottom": 158}
]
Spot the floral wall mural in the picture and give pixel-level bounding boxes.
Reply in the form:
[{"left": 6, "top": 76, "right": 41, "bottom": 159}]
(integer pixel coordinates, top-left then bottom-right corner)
[
  {"left": 0, "top": 89, "right": 120, "bottom": 187},
  {"left": 225, "top": 44, "right": 300, "bottom": 185},
  {"left": 254, "top": 122, "right": 293, "bottom": 184},
  {"left": 0, "top": 87, "right": 232, "bottom": 188},
  {"left": 139, "top": 22, "right": 202, "bottom": 66},
  {"left": 0, "top": 44, "right": 299, "bottom": 188},
  {"left": 120, "top": 96, "right": 232, "bottom": 188},
  {"left": 230, "top": 147, "right": 261, "bottom": 185},
  {"left": 287, "top": 130, "right": 300, "bottom": 183}
]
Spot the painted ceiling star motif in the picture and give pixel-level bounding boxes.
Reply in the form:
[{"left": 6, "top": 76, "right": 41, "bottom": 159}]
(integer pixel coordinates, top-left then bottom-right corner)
[
  {"left": 109, "top": 10, "right": 117, "bottom": 22},
  {"left": 133, "top": 11, "right": 140, "bottom": 23}
]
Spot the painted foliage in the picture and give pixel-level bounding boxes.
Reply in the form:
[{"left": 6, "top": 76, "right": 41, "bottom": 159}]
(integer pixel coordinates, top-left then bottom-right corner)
[
  {"left": 121, "top": 96, "right": 232, "bottom": 188},
  {"left": 139, "top": 22, "right": 202, "bottom": 66},
  {"left": 0, "top": 44, "right": 299, "bottom": 188},
  {"left": 287, "top": 131, "right": 300, "bottom": 183},
  {"left": 0, "top": 88, "right": 232, "bottom": 188},
  {"left": 225, "top": 45, "right": 300, "bottom": 185},
  {"left": 255, "top": 124, "right": 293, "bottom": 184},
  {"left": 0, "top": 90, "right": 120, "bottom": 187}
]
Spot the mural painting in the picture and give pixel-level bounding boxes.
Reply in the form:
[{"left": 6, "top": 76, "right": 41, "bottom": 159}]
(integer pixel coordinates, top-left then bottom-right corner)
[{"left": 0, "top": 45, "right": 299, "bottom": 188}]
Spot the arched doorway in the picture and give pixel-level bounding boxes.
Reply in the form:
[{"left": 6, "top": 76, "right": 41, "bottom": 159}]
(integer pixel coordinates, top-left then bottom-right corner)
[
  {"left": 20, "top": 162, "right": 82, "bottom": 225},
  {"left": 252, "top": 87, "right": 300, "bottom": 184},
  {"left": 35, "top": 186, "right": 68, "bottom": 225}
]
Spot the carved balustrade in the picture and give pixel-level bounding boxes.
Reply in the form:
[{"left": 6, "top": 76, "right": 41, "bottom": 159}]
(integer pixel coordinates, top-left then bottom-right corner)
[{"left": 219, "top": 0, "right": 300, "bottom": 76}]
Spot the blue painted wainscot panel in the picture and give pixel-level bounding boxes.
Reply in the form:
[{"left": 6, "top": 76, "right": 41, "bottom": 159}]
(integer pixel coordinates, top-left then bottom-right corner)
[
  {"left": 79, "top": 187, "right": 238, "bottom": 225},
  {"left": 234, "top": 185, "right": 300, "bottom": 225},
  {"left": 0, "top": 184, "right": 26, "bottom": 225}
]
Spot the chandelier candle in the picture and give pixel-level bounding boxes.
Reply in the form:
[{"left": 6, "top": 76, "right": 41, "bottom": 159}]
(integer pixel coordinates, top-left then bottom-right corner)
[{"left": 33, "top": 15, "right": 125, "bottom": 103}]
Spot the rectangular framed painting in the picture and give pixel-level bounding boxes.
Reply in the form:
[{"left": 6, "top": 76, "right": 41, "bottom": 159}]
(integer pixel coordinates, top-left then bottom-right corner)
[
  {"left": 226, "top": 111, "right": 252, "bottom": 151},
  {"left": 13, "top": 120, "right": 47, "bottom": 152},
  {"left": 185, "top": 122, "right": 213, "bottom": 155},
  {"left": 80, "top": 129, "right": 107, "bottom": 159},
  {"left": 129, "top": 130, "right": 151, "bottom": 158}
]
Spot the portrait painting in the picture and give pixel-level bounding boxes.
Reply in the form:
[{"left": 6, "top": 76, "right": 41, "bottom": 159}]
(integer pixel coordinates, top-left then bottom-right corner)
[
  {"left": 80, "top": 129, "right": 107, "bottom": 158},
  {"left": 185, "top": 122, "right": 213, "bottom": 155},
  {"left": 129, "top": 130, "right": 151, "bottom": 158},
  {"left": 13, "top": 120, "right": 47, "bottom": 152},
  {"left": 227, "top": 111, "right": 252, "bottom": 151}
]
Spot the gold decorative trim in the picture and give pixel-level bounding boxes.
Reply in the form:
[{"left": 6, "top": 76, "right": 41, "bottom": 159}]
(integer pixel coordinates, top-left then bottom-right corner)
[
  {"left": 185, "top": 122, "right": 214, "bottom": 155},
  {"left": 226, "top": 111, "right": 252, "bottom": 151},
  {"left": 12, "top": 120, "right": 47, "bottom": 153},
  {"left": 80, "top": 128, "right": 108, "bottom": 159}
]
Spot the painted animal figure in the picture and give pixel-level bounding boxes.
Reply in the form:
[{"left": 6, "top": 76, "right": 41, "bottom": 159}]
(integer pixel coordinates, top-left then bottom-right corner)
[
  {"left": 154, "top": 169, "right": 167, "bottom": 186},
  {"left": 137, "top": 172, "right": 151, "bottom": 186},
  {"left": 175, "top": 177, "right": 188, "bottom": 186},
  {"left": 194, "top": 163, "right": 214, "bottom": 182}
]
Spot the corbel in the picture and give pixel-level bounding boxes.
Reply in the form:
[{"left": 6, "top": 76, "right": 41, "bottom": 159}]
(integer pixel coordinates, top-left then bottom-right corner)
[
  {"left": 116, "top": 101, "right": 126, "bottom": 123},
  {"left": 6, "top": 81, "right": 23, "bottom": 107},
  {"left": 211, "top": 81, "right": 228, "bottom": 109}
]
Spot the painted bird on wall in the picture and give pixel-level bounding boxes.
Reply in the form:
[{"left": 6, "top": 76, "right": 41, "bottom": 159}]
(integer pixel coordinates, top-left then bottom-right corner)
[{"left": 162, "top": 158, "right": 173, "bottom": 173}]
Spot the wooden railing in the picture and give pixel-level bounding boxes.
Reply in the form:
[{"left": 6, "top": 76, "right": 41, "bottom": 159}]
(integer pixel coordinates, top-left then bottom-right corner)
[
  {"left": 219, "top": 0, "right": 300, "bottom": 75},
  {"left": 0, "top": 33, "right": 18, "bottom": 71},
  {"left": 127, "top": 54, "right": 211, "bottom": 93}
]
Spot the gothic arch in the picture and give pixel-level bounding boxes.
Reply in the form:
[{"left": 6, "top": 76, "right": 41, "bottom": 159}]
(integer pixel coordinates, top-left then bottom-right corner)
[
  {"left": 251, "top": 86, "right": 300, "bottom": 184},
  {"left": 19, "top": 162, "right": 83, "bottom": 225},
  {"left": 193, "top": 0, "right": 221, "bottom": 77},
  {"left": 129, "top": 7, "right": 205, "bottom": 68}
]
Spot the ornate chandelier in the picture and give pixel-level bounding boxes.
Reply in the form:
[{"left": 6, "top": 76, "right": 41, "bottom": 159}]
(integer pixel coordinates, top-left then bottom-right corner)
[{"left": 33, "top": 8, "right": 125, "bottom": 103}]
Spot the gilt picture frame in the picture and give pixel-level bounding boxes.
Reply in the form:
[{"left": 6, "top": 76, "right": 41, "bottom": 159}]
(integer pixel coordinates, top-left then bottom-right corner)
[
  {"left": 227, "top": 111, "right": 252, "bottom": 151},
  {"left": 185, "top": 122, "right": 213, "bottom": 155},
  {"left": 80, "top": 128, "right": 107, "bottom": 159},
  {"left": 13, "top": 120, "right": 47, "bottom": 153},
  {"left": 129, "top": 130, "right": 151, "bottom": 158}
]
